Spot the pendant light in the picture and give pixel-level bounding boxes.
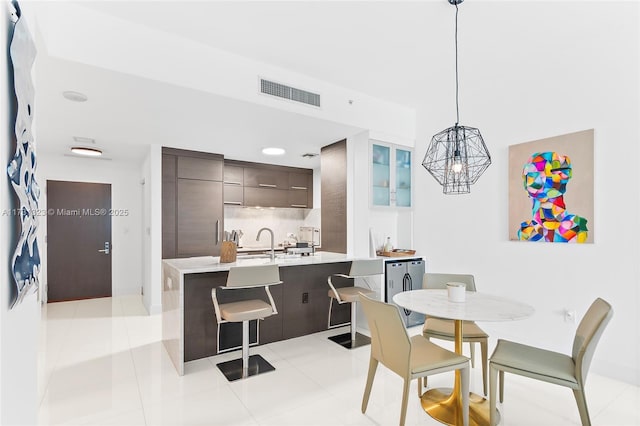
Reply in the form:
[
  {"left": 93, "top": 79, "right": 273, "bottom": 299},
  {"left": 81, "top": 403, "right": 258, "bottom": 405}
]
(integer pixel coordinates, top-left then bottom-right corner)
[{"left": 422, "top": 0, "right": 491, "bottom": 194}]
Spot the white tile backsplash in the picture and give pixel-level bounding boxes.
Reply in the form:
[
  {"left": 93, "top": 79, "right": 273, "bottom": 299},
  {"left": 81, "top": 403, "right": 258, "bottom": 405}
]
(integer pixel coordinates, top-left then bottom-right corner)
[{"left": 224, "top": 207, "right": 320, "bottom": 249}]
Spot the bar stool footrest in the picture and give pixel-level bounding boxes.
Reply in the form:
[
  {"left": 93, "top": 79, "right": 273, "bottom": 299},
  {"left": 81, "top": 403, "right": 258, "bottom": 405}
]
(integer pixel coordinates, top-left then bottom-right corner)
[
  {"left": 328, "top": 332, "right": 371, "bottom": 349},
  {"left": 217, "top": 354, "right": 275, "bottom": 381}
]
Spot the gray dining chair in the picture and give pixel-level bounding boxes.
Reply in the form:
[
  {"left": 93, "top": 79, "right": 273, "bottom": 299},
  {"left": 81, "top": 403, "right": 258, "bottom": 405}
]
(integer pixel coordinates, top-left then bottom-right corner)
[
  {"left": 421, "top": 273, "right": 489, "bottom": 395},
  {"left": 359, "top": 293, "right": 470, "bottom": 426},
  {"left": 489, "top": 298, "right": 613, "bottom": 426}
]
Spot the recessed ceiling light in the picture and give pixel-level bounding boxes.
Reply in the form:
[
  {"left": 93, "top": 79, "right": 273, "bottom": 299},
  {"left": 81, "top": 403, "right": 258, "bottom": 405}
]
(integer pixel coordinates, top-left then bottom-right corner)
[
  {"left": 63, "top": 91, "right": 88, "bottom": 102},
  {"left": 262, "top": 147, "right": 286, "bottom": 156},
  {"left": 71, "top": 147, "right": 102, "bottom": 157}
]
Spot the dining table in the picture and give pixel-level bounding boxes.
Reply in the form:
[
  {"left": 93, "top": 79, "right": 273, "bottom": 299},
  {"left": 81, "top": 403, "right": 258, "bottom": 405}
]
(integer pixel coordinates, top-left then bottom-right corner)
[{"left": 393, "top": 289, "right": 534, "bottom": 426}]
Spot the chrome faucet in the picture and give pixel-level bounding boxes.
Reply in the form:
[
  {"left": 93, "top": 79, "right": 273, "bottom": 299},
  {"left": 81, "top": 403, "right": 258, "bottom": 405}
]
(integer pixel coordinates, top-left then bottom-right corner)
[{"left": 256, "top": 227, "right": 275, "bottom": 260}]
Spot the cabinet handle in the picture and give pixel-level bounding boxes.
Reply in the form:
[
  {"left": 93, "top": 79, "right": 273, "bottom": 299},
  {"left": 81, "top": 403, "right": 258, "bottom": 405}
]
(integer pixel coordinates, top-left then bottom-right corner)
[
  {"left": 291, "top": 186, "right": 307, "bottom": 190},
  {"left": 216, "top": 220, "right": 220, "bottom": 245},
  {"left": 224, "top": 201, "right": 242, "bottom": 205},
  {"left": 258, "top": 183, "right": 277, "bottom": 188},
  {"left": 291, "top": 204, "right": 307, "bottom": 208},
  {"left": 224, "top": 181, "right": 242, "bottom": 185}
]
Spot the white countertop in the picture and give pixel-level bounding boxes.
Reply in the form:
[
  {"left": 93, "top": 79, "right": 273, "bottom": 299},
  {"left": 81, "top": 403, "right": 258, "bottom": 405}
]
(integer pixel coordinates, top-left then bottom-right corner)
[
  {"left": 163, "top": 251, "right": 355, "bottom": 274},
  {"left": 393, "top": 289, "right": 534, "bottom": 322}
]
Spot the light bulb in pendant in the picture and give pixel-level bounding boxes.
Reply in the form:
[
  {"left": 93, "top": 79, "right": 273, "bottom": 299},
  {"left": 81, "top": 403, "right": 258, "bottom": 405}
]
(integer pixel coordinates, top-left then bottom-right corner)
[{"left": 452, "top": 150, "right": 463, "bottom": 173}]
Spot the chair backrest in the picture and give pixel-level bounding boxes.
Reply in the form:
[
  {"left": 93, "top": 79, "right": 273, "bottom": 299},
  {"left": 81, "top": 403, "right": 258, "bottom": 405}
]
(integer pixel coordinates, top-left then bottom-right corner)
[
  {"left": 422, "top": 273, "right": 477, "bottom": 292},
  {"left": 359, "top": 293, "right": 411, "bottom": 377},
  {"left": 572, "top": 298, "right": 613, "bottom": 386},
  {"left": 349, "top": 259, "right": 383, "bottom": 278},
  {"left": 226, "top": 264, "right": 282, "bottom": 288}
]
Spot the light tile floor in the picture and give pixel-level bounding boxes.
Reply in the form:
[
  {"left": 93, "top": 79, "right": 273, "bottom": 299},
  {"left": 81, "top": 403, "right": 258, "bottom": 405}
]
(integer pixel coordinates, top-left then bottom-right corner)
[{"left": 38, "top": 296, "right": 640, "bottom": 426}]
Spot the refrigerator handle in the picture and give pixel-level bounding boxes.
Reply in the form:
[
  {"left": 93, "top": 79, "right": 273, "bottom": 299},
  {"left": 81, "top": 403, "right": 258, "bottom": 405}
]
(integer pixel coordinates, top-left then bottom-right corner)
[{"left": 407, "top": 273, "right": 413, "bottom": 290}]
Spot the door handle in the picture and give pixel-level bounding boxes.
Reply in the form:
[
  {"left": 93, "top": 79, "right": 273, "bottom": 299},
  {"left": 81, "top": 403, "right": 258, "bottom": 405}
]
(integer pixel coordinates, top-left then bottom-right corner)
[
  {"left": 216, "top": 220, "right": 220, "bottom": 245},
  {"left": 98, "top": 242, "right": 110, "bottom": 255}
]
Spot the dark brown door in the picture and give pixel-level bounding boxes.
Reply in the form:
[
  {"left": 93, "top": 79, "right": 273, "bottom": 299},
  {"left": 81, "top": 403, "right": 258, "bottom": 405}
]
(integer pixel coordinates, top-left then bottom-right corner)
[{"left": 47, "top": 180, "right": 112, "bottom": 302}]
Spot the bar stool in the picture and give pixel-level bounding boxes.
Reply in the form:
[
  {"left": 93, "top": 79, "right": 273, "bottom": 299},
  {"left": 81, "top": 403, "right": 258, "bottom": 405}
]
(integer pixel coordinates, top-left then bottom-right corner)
[
  {"left": 211, "top": 264, "right": 282, "bottom": 381},
  {"left": 327, "top": 259, "right": 382, "bottom": 349}
]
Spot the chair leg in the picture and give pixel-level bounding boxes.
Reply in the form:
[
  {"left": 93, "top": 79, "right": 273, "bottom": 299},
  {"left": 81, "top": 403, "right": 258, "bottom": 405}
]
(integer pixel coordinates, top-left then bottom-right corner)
[
  {"left": 469, "top": 342, "right": 476, "bottom": 368},
  {"left": 241, "top": 320, "right": 249, "bottom": 378},
  {"left": 481, "top": 339, "right": 488, "bottom": 396},
  {"left": 573, "top": 389, "right": 592, "bottom": 426},
  {"left": 361, "top": 357, "right": 378, "bottom": 414},
  {"left": 490, "top": 364, "right": 499, "bottom": 426},
  {"left": 499, "top": 370, "right": 504, "bottom": 403},
  {"left": 399, "top": 378, "right": 411, "bottom": 426},
  {"left": 351, "top": 302, "right": 357, "bottom": 342},
  {"left": 417, "top": 377, "right": 422, "bottom": 398},
  {"left": 460, "top": 366, "right": 470, "bottom": 426},
  {"left": 327, "top": 298, "right": 333, "bottom": 329}
]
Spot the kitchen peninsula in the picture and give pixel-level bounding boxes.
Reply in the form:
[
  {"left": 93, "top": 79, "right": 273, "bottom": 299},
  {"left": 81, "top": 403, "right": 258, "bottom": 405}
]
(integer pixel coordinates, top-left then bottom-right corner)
[{"left": 162, "top": 252, "right": 361, "bottom": 375}]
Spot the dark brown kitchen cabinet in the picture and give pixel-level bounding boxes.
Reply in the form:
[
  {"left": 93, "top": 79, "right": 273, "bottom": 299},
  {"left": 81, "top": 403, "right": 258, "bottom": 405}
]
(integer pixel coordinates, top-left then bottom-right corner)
[
  {"left": 162, "top": 154, "right": 177, "bottom": 258},
  {"left": 177, "top": 156, "right": 223, "bottom": 181},
  {"left": 223, "top": 165, "right": 244, "bottom": 186},
  {"left": 223, "top": 184, "right": 243, "bottom": 206},
  {"left": 244, "top": 168, "right": 289, "bottom": 189},
  {"left": 244, "top": 187, "right": 288, "bottom": 208},
  {"left": 182, "top": 262, "right": 351, "bottom": 361},
  {"left": 288, "top": 189, "right": 309, "bottom": 208},
  {"left": 177, "top": 179, "right": 223, "bottom": 256},
  {"left": 289, "top": 172, "right": 310, "bottom": 190},
  {"left": 162, "top": 147, "right": 224, "bottom": 258}
]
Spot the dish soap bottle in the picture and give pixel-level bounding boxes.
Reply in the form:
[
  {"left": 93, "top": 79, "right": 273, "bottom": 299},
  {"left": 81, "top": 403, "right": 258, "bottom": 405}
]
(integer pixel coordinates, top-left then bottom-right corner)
[{"left": 383, "top": 237, "right": 393, "bottom": 253}]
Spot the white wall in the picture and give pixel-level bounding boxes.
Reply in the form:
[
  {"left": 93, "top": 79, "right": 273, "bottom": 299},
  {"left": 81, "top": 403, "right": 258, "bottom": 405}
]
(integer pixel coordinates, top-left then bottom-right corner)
[
  {"left": 36, "top": 154, "right": 143, "bottom": 298},
  {"left": 413, "top": 1, "right": 639, "bottom": 385},
  {"left": 0, "top": 3, "right": 39, "bottom": 424}
]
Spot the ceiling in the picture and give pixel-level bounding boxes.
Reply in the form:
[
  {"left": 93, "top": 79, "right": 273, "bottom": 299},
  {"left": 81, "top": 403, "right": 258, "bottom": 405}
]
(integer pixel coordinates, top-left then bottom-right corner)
[{"left": 30, "top": 1, "right": 464, "bottom": 166}]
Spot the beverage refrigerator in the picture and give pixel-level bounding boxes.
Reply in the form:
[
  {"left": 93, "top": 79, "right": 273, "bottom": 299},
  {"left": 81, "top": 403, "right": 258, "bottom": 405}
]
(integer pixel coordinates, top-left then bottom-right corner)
[{"left": 385, "top": 259, "right": 426, "bottom": 327}]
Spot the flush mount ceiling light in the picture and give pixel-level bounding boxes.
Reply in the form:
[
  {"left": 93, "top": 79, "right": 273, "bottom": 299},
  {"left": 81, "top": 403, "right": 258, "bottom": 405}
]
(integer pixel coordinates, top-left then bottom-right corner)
[
  {"left": 70, "top": 147, "right": 102, "bottom": 157},
  {"left": 62, "top": 91, "right": 88, "bottom": 102},
  {"left": 422, "top": 0, "right": 491, "bottom": 195},
  {"left": 262, "top": 147, "right": 286, "bottom": 156}
]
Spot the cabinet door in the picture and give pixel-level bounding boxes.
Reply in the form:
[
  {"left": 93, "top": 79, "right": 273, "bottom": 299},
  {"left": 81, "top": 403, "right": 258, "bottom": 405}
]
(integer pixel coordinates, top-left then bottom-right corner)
[
  {"left": 289, "top": 172, "right": 310, "bottom": 190},
  {"left": 177, "top": 179, "right": 223, "bottom": 256},
  {"left": 395, "top": 148, "right": 412, "bottom": 207},
  {"left": 288, "top": 189, "right": 309, "bottom": 208},
  {"left": 280, "top": 262, "right": 351, "bottom": 339},
  {"left": 223, "top": 165, "right": 243, "bottom": 185},
  {"left": 223, "top": 184, "right": 243, "bottom": 206},
  {"left": 244, "top": 167, "right": 289, "bottom": 189},
  {"left": 372, "top": 144, "right": 391, "bottom": 206},
  {"left": 177, "top": 156, "right": 223, "bottom": 181},
  {"left": 244, "top": 187, "right": 288, "bottom": 208},
  {"left": 162, "top": 154, "right": 177, "bottom": 258}
]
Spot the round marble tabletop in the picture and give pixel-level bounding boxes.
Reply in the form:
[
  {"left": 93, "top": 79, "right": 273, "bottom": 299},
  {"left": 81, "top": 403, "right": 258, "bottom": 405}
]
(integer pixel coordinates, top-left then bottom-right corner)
[{"left": 393, "top": 289, "right": 534, "bottom": 322}]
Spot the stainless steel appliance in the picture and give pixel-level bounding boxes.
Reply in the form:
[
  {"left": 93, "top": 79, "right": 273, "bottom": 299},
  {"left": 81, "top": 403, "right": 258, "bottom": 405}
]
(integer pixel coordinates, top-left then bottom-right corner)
[{"left": 385, "top": 259, "right": 425, "bottom": 327}]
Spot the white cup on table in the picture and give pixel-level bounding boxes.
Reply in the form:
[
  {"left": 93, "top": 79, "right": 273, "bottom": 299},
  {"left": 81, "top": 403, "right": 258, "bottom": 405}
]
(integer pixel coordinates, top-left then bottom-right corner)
[{"left": 446, "top": 282, "right": 466, "bottom": 303}]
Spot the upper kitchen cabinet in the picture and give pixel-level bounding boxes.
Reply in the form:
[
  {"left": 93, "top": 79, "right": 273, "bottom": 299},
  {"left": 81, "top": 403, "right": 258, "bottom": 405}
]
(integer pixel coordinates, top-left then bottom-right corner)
[
  {"left": 162, "top": 148, "right": 224, "bottom": 258},
  {"left": 223, "top": 165, "right": 244, "bottom": 206},
  {"left": 224, "top": 160, "right": 313, "bottom": 209},
  {"left": 244, "top": 167, "right": 289, "bottom": 189},
  {"left": 371, "top": 141, "right": 413, "bottom": 208}
]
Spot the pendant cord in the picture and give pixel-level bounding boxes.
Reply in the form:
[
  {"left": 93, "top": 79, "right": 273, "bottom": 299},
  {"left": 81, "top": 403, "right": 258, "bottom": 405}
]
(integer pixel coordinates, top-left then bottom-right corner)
[{"left": 454, "top": 2, "right": 459, "bottom": 127}]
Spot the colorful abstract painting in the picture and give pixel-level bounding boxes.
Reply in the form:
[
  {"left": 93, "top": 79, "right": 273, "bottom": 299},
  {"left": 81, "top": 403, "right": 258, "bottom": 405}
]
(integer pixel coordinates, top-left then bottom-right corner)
[{"left": 508, "top": 130, "right": 594, "bottom": 243}]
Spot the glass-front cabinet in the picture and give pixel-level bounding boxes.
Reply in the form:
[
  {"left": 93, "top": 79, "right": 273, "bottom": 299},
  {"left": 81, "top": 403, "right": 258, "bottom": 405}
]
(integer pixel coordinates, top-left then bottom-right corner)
[{"left": 371, "top": 141, "right": 413, "bottom": 208}]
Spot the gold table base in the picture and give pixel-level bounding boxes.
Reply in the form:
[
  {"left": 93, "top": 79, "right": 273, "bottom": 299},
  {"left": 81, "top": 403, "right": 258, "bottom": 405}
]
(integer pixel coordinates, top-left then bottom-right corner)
[{"left": 421, "top": 387, "right": 498, "bottom": 426}]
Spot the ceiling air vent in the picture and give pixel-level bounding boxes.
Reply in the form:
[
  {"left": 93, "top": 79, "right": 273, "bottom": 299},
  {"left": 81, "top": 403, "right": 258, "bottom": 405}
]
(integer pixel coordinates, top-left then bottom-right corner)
[{"left": 260, "top": 78, "right": 321, "bottom": 107}]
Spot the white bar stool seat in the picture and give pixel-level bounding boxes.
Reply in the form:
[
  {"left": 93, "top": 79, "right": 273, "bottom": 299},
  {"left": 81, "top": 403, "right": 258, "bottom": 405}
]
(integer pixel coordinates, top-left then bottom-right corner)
[{"left": 327, "top": 259, "right": 382, "bottom": 349}]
